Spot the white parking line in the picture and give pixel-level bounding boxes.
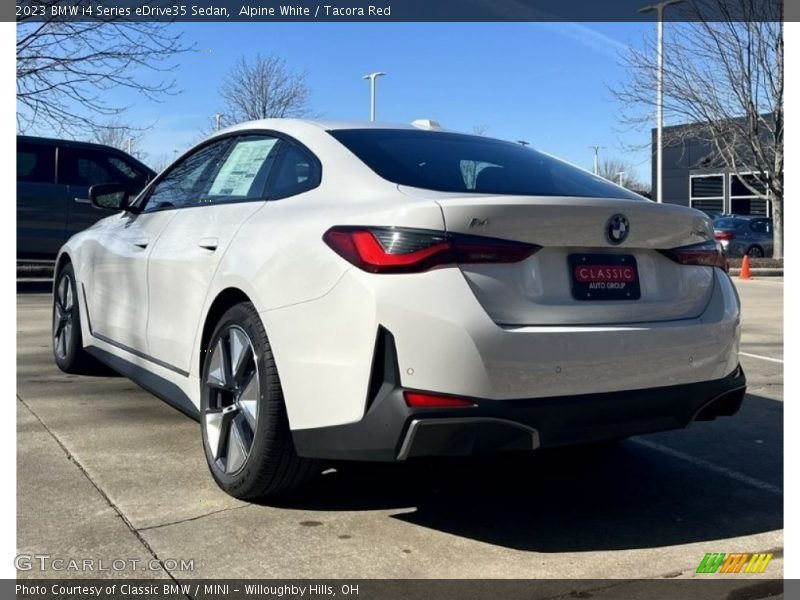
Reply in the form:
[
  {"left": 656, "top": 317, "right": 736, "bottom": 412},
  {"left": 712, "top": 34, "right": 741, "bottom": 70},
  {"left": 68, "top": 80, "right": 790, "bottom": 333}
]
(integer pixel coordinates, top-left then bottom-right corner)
[
  {"left": 632, "top": 439, "right": 782, "bottom": 495},
  {"left": 740, "top": 352, "right": 783, "bottom": 364}
]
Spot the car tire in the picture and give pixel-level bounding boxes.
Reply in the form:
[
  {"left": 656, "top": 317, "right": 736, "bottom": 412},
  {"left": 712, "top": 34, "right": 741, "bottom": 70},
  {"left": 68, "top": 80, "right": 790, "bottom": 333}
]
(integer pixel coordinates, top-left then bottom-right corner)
[
  {"left": 200, "top": 302, "right": 319, "bottom": 500},
  {"left": 746, "top": 245, "right": 764, "bottom": 258},
  {"left": 52, "top": 263, "right": 110, "bottom": 375}
]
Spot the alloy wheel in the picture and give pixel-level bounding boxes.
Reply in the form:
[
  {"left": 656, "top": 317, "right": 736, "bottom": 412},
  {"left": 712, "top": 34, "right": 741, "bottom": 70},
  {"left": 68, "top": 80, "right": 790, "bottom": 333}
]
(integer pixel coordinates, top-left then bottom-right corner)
[
  {"left": 204, "top": 325, "right": 260, "bottom": 474},
  {"left": 747, "top": 247, "right": 764, "bottom": 258},
  {"left": 53, "top": 275, "right": 74, "bottom": 360}
]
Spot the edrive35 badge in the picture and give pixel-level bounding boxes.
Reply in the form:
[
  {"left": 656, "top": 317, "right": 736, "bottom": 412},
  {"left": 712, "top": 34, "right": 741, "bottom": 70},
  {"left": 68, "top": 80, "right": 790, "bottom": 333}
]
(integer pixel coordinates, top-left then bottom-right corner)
[{"left": 606, "top": 213, "right": 630, "bottom": 245}]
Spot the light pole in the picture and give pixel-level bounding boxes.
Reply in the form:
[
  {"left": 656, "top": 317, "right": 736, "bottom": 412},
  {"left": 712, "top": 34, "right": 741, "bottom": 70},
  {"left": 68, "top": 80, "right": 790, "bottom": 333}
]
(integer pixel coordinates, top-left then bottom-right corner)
[
  {"left": 616, "top": 171, "right": 627, "bottom": 186},
  {"left": 639, "top": 0, "right": 683, "bottom": 202},
  {"left": 212, "top": 113, "right": 225, "bottom": 132},
  {"left": 362, "top": 72, "right": 386, "bottom": 121},
  {"left": 589, "top": 145, "right": 605, "bottom": 175}
]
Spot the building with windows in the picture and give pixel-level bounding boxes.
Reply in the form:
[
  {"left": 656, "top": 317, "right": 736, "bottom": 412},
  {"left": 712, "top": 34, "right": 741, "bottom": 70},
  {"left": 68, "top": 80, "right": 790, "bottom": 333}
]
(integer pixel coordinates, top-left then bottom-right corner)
[{"left": 653, "top": 120, "right": 772, "bottom": 217}]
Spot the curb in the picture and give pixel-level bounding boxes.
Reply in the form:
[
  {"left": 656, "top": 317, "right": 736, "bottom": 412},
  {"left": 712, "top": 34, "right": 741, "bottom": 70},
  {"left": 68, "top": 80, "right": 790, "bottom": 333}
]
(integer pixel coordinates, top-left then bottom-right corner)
[{"left": 729, "top": 268, "right": 783, "bottom": 277}]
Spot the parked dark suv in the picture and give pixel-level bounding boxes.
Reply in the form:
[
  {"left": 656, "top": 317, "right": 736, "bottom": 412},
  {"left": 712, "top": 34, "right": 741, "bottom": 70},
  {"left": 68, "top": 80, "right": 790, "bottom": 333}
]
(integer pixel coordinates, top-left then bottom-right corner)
[{"left": 17, "top": 136, "right": 155, "bottom": 262}]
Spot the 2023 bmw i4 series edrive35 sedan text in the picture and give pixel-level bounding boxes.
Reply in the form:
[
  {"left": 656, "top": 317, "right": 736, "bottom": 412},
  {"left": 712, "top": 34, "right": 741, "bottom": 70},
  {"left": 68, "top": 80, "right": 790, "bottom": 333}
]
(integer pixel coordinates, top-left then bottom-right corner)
[{"left": 52, "top": 119, "right": 746, "bottom": 500}]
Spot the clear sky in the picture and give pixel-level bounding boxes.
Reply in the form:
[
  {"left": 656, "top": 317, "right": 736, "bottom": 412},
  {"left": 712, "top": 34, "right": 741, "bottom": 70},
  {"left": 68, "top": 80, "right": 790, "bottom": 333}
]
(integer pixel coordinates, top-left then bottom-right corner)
[{"left": 96, "top": 22, "right": 657, "bottom": 182}]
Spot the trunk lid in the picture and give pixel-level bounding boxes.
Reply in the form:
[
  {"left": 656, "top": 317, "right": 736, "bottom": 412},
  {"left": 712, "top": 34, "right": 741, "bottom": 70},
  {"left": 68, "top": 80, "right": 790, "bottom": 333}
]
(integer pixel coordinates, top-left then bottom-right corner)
[{"left": 400, "top": 187, "right": 717, "bottom": 326}]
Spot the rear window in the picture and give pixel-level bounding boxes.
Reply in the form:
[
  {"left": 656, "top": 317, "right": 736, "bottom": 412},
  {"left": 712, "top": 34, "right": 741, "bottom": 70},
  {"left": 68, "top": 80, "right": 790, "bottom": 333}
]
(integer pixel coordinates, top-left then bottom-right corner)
[
  {"left": 714, "top": 218, "right": 747, "bottom": 230},
  {"left": 329, "top": 129, "right": 643, "bottom": 201}
]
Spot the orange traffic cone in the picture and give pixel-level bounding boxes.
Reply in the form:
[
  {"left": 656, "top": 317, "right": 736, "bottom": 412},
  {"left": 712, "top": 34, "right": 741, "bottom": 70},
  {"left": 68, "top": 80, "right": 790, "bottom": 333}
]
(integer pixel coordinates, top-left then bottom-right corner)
[{"left": 740, "top": 255, "right": 752, "bottom": 280}]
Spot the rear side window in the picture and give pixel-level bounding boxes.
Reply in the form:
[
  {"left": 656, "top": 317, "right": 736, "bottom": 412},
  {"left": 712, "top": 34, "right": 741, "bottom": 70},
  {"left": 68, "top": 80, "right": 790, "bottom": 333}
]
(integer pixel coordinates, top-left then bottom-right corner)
[
  {"left": 329, "top": 129, "right": 643, "bottom": 201},
  {"left": 268, "top": 143, "right": 320, "bottom": 199},
  {"left": 58, "top": 146, "right": 148, "bottom": 188},
  {"left": 750, "top": 220, "right": 771, "bottom": 234},
  {"left": 17, "top": 142, "right": 55, "bottom": 184}
]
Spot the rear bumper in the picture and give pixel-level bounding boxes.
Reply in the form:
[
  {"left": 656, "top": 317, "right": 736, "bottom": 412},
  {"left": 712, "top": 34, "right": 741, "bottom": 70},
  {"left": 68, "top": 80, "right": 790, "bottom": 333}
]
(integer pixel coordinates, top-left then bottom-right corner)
[{"left": 292, "top": 363, "right": 746, "bottom": 461}]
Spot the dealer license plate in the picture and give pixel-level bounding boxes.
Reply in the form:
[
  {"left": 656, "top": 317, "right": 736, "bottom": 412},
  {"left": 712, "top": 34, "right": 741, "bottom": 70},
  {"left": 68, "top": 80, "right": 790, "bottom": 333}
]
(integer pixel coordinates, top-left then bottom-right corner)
[{"left": 568, "top": 254, "right": 641, "bottom": 301}]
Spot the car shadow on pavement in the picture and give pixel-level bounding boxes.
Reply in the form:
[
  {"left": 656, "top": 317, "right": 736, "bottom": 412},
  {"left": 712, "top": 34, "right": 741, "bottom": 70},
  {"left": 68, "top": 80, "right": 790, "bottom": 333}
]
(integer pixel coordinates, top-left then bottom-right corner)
[{"left": 286, "top": 393, "right": 782, "bottom": 552}]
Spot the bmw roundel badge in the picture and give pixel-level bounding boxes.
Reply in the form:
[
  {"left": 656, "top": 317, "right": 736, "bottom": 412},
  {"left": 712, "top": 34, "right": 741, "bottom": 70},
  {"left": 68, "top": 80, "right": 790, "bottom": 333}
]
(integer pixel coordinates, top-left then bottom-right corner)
[{"left": 606, "top": 214, "right": 630, "bottom": 245}]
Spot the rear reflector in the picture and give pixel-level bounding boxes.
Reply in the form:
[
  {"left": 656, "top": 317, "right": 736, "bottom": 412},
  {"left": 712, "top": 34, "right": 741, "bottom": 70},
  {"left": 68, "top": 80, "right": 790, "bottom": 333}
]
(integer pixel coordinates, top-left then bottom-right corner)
[
  {"left": 659, "top": 240, "right": 728, "bottom": 270},
  {"left": 323, "top": 226, "right": 540, "bottom": 273},
  {"left": 404, "top": 391, "right": 476, "bottom": 408}
]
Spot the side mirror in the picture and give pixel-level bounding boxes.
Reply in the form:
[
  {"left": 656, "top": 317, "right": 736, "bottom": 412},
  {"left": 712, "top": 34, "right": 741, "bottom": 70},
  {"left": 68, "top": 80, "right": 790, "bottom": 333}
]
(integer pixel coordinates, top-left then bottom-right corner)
[{"left": 89, "top": 183, "right": 136, "bottom": 212}]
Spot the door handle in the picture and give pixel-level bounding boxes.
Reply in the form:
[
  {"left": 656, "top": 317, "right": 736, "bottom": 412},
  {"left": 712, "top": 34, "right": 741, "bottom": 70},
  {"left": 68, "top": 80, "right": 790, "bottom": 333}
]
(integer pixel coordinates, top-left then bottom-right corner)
[
  {"left": 132, "top": 238, "right": 150, "bottom": 249},
  {"left": 198, "top": 237, "right": 219, "bottom": 251},
  {"left": 74, "top": 197, "right": 91, "bottom": 204}
]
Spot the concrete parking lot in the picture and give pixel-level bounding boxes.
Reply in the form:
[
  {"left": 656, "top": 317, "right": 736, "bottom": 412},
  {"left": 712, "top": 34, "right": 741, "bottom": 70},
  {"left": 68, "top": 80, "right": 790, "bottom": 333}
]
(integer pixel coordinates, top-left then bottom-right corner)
[{"left": 16, "top": 277, "right": 783, "bottom": 586}]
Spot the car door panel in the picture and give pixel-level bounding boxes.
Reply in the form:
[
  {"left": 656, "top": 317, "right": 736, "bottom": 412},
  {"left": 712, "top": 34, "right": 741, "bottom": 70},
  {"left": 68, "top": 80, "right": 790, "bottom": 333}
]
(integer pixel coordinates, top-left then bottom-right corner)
[
  {"left": 146, "top": 202, "right": 266, "bottom": 373},
  {"left": 87, "top": 211, "right": 178, "bottom": 354},
  {"left": 17, "top": 141, "right": 65, "bottom": 259},
  {"left": 144, "top": 134, "right": 283, "bottom": 373},
  {"left": 17, "top": 182, "right": 67, "bottom": 259}
]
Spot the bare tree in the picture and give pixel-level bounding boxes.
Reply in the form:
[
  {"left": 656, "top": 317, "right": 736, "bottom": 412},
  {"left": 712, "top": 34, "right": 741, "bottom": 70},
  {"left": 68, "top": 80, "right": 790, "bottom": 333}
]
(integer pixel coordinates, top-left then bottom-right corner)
[
  {"left": 613, "top": 0, "right": 783, "bottom": 255},
  {"left": 90, "top": 119, "right": 146, "bottom": 160},
  {"left": 148, "top": 153, "right": 175, "bottom": 175},
  {"left": 598, "top": 157, "right": 648, "bottom": 193},
  {"left": 218, "top": 54, "right": 311, "bottom": 124},
  {"left": 459, "top": 124, "right": 492, "bottom": 188},
  {"left": 16, "top": 1, "right": 193, "bottom": 136}
]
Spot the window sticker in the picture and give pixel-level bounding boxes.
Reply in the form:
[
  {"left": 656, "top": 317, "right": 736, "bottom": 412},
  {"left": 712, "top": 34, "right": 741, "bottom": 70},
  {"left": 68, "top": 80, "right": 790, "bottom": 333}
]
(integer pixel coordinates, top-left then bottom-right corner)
[{"left": 208, "top": 138, "right": 278, "bottom": 197}]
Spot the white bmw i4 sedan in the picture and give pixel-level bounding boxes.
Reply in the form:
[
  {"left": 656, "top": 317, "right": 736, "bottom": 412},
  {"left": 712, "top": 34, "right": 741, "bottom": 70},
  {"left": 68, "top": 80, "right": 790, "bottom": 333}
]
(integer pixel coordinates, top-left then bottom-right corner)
[{"left": 53, "top": 119, "right": 745, "bottom": 499}]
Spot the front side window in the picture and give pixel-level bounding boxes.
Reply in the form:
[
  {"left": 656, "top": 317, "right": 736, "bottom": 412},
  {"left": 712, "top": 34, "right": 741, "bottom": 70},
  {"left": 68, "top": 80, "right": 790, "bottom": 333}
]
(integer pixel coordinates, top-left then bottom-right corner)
[
  {"left": 143, "top": 139, "right": 232, "bottom": 211},
  {"left": 329, "top": 129, "right": 644, "bottom": 201},
  {"left": 202, "top": 136, "right": 280, "bottom": 202},
  {"left": 58, "top": 147, "right": 146, "bottom": 188},
  {"left": 108, "top": 156, "right": 147, "bottom": 183},
  {"left": 144, "top": 136, "right": 281, "bottom": 212},
  {"left": 17, "top": 142, "right": 55, "bottom": 184}
]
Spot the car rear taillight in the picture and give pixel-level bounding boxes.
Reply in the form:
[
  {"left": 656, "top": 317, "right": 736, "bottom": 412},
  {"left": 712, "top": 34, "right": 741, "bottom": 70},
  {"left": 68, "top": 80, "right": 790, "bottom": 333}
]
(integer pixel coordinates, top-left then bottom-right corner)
[
  {"left": 715, "top": 230, "right": 735, "bottom": 241},
  {"left": 404, "top": 391, "right": 476, "bottom": 408},
  {"left": 659, "top": 240, "right": 728, "bottom": 270},
  {"left": 323, "top": 226, "right": 541, "bottom": 274}
]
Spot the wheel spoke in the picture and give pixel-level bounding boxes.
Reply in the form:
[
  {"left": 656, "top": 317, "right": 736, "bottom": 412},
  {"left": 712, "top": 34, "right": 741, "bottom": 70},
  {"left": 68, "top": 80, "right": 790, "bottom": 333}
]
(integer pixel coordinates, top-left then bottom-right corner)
[
  {"left": 206, "top": 339, "right": 229, "bottom": 389},
  {"left": 239, "top": 373, "right": 258, "bottom": 430},
  {"left": 63, "top": 322, "right": 72, "bottom": 351},
  {"left": 58, "top": 328, "right": 67, "bottom": 357},
  {"left": 225, "top": 416, "right": 248, "bottom": 473},
  {"left": 205, "top": 408, "right": 233, "bottom": 460},
  {"left": 64, "top": 282, "right": 73, "bottom": 310},
  {"left": 228, "top": 328, "right": 249, "bottom": 385},
  {"left": 53, "top": 306, "right": 63, "bottom": 337}
]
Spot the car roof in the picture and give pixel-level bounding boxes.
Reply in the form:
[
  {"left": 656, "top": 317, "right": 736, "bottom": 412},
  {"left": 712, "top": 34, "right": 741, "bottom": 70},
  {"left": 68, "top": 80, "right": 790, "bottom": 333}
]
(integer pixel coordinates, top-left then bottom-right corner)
[
  {"left": 222, "top": 118, "right": 421, "bottom": 132},
  {"left": 217, "top": 118, "right": 459, "bottom": 139},
  {"left": 17, "top": 135, "right": 155, "bottom": 175}
]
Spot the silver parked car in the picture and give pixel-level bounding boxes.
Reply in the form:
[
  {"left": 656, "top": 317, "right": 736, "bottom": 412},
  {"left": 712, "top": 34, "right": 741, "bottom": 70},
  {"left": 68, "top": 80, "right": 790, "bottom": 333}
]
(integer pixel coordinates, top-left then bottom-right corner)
[{"left": 713, "top": 216, "right": 773, "bottom": 258}]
